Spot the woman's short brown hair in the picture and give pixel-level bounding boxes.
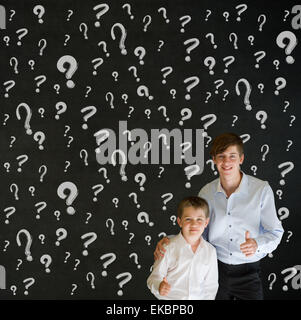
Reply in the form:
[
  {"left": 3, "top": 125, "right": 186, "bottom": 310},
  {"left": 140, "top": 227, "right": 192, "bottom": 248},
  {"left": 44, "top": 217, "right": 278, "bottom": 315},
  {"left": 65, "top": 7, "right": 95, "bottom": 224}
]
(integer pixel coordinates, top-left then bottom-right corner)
[
  {"left": 177, "top": 196, "right": 209, "bottom": 219},
  {"left": 209, "top": 132, "right": 243, "bottom": 157}
]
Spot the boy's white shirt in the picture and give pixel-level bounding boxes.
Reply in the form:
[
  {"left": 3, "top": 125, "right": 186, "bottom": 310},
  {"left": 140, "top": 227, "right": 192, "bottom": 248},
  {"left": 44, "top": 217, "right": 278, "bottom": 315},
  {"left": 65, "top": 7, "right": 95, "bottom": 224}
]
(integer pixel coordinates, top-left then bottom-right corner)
[{"left": 147, "top": 232, "right": 219, "bottom": 300}]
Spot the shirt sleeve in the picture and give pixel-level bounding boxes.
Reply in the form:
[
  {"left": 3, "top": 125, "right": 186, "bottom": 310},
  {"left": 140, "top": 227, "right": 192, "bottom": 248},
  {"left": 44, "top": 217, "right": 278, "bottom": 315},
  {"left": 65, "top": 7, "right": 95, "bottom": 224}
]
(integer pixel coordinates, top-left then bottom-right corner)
[
  {"left": 147, "top": 245, "right": 170, "bottom": 299},
  {"left": 202, "top": 247, "right": 219, "bottom": 300},
  {"left": 255, "top": 183, "right": 284, "bottom": 254},
  {"left": 198, "top": 186, "right": 210, "bottom": 241}
]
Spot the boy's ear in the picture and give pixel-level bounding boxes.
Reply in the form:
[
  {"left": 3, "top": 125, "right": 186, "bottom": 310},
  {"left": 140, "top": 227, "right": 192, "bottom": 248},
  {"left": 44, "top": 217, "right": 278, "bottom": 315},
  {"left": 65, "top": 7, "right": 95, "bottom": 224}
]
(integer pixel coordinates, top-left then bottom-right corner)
[
  {"left": 212, "top": 155, "right": 216, "bottom": 165},
  {"left": 177, "top": 217, "right": 182, "bottom": 228},
  {"left": 239, "top": 153, "right": 244, "bottom": 165},
  {"left": 205, "top": 218, "right": 210, "bottom": 228}
]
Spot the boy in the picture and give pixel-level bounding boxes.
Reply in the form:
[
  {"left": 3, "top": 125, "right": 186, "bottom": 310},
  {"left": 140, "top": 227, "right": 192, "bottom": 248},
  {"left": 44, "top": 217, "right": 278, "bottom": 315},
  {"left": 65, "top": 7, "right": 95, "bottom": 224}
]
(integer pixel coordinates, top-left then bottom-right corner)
[
  {"left": 147, "top": 196, "right": 218, "bottom": 300},
  {"left": 154, "top": 133, "right": 283, "bottom": 300}
]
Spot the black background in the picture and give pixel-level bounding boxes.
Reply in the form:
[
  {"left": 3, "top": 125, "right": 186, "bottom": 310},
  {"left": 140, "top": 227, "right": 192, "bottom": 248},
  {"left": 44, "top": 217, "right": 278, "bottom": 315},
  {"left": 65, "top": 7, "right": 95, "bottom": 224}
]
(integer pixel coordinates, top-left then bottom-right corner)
[{"left": 0, "top": 0, "right": 300, "bottom": 300}]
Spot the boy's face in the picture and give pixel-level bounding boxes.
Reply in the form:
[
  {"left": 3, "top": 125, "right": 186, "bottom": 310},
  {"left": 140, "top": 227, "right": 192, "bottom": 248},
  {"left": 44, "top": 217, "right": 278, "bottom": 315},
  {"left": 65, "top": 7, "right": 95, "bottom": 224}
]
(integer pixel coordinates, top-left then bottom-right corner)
[
  {"left": 213, "top": 145, "right": 244, "bottom": 178},
  {"left": 177, "top": 206, "right": 209, "bottom": 241}
]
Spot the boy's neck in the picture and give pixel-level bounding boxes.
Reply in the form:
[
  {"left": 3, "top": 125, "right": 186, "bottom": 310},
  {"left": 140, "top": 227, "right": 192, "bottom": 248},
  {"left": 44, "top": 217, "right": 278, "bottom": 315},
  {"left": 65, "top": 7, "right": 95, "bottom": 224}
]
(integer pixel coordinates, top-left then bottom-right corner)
[
  {"left": 220, "top": 171, "right": 242, "bottom": 196},
  {"left": 181, "top": 232, "right": 201, "bottom": 251},
  {"left": 190, "top": 238, "right": 201, "bottom": 253}
]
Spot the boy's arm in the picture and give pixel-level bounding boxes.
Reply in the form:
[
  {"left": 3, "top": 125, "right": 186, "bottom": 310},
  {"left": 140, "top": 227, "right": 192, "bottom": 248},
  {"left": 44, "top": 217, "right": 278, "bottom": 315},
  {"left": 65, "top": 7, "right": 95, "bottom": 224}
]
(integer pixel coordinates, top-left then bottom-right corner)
[
  {"left": 198, "top": 187, "right": 210, "bottom": 241},
  {"left": 255, "top": 183, "right": 284, "bottom": 254},
  {"left": 147, "top": 245, "right": 170, "bottom": 298},
  {"left": 203, "top": 248, "right": 219, "bottom": 300}
]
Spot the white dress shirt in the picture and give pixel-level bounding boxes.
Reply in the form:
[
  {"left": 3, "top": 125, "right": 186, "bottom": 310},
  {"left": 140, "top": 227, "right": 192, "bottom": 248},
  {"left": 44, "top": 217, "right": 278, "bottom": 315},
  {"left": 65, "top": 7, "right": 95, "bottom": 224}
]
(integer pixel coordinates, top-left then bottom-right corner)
[
  {"left": 198, "top": 171, "right": 284, "bottom": 265},
  {"left": 147, "top": 232, "right": 218, "bottom": 300}
]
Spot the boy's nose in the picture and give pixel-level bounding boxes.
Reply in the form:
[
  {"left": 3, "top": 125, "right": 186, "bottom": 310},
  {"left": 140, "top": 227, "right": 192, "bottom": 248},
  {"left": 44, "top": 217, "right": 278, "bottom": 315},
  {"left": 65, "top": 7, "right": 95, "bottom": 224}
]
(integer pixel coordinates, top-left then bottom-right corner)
[{"left": 223, "top": 157, "right": 231, "bottom": 164}]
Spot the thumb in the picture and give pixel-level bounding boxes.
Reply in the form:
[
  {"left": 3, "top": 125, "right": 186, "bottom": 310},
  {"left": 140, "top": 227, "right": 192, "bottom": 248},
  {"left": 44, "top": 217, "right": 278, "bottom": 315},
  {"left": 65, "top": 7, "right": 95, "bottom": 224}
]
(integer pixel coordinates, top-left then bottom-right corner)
[
  {"left": 163, "top": 277, "right": 168, "bottom": 283},
  {"left": 245, "top": 230, "right": 250, "bottom": 240}
]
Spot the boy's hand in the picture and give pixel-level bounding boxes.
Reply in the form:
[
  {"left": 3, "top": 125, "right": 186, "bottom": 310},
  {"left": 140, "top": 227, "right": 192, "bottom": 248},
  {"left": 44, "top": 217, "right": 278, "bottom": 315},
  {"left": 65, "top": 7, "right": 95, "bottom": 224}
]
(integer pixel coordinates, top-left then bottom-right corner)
[
  {"left": 240, "top": 231, "right": 258, "bottom": 257},
  {"left": 154, "top": 237, "right": 170, "bottom": 260},
  {"left": 159, "top": 277, "right": 171, "bottom": 296}
]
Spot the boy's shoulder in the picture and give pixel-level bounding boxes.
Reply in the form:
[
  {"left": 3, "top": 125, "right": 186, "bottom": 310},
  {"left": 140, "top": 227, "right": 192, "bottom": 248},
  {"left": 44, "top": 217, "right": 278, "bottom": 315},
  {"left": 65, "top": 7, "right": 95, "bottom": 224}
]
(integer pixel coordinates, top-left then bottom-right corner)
[
  {"left": 243, "top": 173, "right": 271, "bottom": 195},
  {"left": 198, "top": 177, "right": 219, "bottom": 196},
  {"left": 245, "top": 173, "right": 268, "bottom": 187},
  {"left": 166, "top": 233, "right": 187, "bottom": 250},
  {"left": 202, "top": 237, "right": 217, "bottom": 254},
  {"left": 168, "top": 233, "right": 182, "bottom": 246}
]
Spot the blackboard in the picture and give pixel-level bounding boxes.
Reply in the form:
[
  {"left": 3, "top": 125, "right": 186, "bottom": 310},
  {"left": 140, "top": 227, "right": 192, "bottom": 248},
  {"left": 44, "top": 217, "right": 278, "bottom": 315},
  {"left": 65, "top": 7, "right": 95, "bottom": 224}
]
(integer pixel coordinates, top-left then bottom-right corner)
[{"left": 0, "top": 0, "right": 300, "bottom": 300}]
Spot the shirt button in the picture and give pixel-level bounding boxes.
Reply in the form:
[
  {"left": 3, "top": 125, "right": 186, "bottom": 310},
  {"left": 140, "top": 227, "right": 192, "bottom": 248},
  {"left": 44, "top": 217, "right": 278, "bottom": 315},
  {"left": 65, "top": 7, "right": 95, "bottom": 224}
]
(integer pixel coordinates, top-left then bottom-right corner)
[
  {"left": 228, "top": 212, "right": 231, "bottom": 215},
  {"left": 230, "top": 253, "right": 232, "bottom": 256},
  {"left": 230, "top": 238, "right": 233, "bottom": 241},
  {"left": 229, "top": 225, "right": 232, "bottom": 228}
]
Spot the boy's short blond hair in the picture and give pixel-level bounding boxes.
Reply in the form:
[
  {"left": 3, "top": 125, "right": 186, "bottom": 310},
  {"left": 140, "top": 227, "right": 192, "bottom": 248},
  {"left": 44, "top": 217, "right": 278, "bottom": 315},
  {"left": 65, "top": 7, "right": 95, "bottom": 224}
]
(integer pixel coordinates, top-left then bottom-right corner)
[{"left": 177, "top": 196, "right": 209, "bottom": 219}]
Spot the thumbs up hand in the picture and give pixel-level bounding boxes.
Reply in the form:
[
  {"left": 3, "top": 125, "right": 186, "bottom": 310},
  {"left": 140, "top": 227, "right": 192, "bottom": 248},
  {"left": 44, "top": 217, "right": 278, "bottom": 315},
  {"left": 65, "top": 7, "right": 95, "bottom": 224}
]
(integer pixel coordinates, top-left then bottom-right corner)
[
  {"left": 245, "top": 230, "right": 250, "bottom": 240},
  {"left": 159, "top": 277, "right": 171, "bottom": 296},
  {"left": 240, "top": 230, "right": 258, "bottom": 257}
]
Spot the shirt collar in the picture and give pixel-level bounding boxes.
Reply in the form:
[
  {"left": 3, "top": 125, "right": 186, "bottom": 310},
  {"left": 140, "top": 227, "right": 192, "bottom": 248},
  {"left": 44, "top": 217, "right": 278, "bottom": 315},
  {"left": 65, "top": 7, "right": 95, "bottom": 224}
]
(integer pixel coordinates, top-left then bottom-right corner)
[
  {"left": 176, "top": 231, "right": 204, "bottom": 249},
  {"left": 215, "top": 171, "right": 248, "bottom": 196}
]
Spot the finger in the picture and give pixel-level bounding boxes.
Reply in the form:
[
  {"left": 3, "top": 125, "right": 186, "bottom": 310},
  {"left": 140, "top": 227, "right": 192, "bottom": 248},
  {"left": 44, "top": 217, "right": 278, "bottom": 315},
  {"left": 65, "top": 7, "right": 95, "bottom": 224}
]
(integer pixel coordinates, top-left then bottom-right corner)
[
  {"left": 160, "top": 290, "right": 167, "bottom": 296},
  {"left": 244, "top": 251, "right": 253, "bottom": 255},
  {"left": 158, "top": 238, "right": 169, "bottom": 251},
  {"left": 158, "top": 245, "right": 166, "bottom": 253},
  {"left": 162, "top": 285, "right": 170, "bottom": 293},
  {"left": 161, "top": 282, "right": 171, "bottom": 289},
  {"left": 163, "top": 237, "right": 170, "bottom": 245},
  {"left": 240, "top": 245, "right": 254, "bottom": 252},
  {"left": 241, "top": 243, "right": 256, "bottom": 250},
  {"left": 240, "top": 242, "right": 253, "bottom": 250},
  {"left": 245, "top": 230, "right": 250, "bottom": 240},
  {"left": 240, "top": 245, "right": 254, "bottom": 251},
  {"left": 243, "top": 251, "right": 255, "bottom": 257},
  {"left": 245, "top": 252, "right": 255, "bottom": 257},
  {"left": 241, "top": 248, "right": 255, "bottom": 255},
  {"left": 154, "top": 249, "right": 165, "bottom": 261}
]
